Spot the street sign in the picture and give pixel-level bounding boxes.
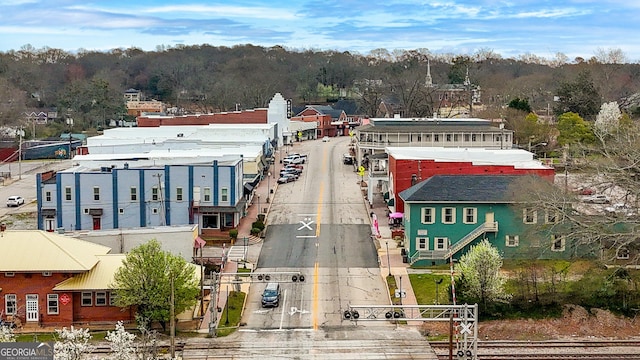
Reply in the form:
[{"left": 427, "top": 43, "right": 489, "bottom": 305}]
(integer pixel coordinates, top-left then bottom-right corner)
[{"left": 358, "top": 166, "right": 365, "bottom": 172}]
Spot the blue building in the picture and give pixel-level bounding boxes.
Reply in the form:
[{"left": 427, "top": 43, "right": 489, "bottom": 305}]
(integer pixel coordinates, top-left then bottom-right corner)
[{"left": 37, "top": 158, "right": 244, "bottom": 237}]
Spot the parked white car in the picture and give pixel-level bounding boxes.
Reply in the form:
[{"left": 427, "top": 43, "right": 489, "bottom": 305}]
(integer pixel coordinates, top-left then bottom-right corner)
[
  {"left": 582, "top": 194, "right": 610, "bottom": 204},
  {"left": 6, "top": 196, "right": 24, "bottom": 207}
]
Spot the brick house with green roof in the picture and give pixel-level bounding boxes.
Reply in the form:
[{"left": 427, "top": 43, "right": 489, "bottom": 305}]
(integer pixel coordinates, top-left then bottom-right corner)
[{"left": 399, "top": 174, "right": 597, "bottom": 266}]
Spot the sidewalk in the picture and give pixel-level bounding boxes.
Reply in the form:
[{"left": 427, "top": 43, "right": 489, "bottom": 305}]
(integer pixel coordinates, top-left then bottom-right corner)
[
  {"left": 198, "top": 151, "right": 283, "bottom": 333},
  {"left": 367, "top": 188, "right": 422, "bottom": 326}
]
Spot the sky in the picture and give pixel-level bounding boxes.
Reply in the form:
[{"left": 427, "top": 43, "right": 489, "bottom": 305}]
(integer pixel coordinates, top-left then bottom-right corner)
[{"left": 1, "top": 0, "right": 639, "bottom": 62}]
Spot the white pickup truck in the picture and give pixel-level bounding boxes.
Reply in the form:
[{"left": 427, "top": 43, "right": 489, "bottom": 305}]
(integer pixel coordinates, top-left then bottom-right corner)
[{"left": 283, "top": 153, "right": 307, "bottom": 164}]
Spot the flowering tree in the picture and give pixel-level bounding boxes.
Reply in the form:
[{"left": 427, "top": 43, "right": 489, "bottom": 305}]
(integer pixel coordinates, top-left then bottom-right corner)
[
  {"left": 594, "top": 101, "right": 622, "bottom": 139},
  {"left": 0, "top": 325, "right": 16, "bottom": 342},
  {"left": 105, "top": 321, "right": 136, "bottom": 360},
  {"left": 54, "top": 326, "right": 93, "bottom": 360},
  {"left": 457, "top": 239, "right": 509, "bottom": 308}
]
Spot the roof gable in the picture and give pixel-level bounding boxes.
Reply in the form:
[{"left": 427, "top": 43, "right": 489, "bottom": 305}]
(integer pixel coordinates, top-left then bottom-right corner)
[{"left": 399, "top": 175, "right": 524, "bottom": 203}]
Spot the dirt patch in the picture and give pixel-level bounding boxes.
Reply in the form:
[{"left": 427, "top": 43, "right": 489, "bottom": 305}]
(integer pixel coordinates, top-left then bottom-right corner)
[{"left": 421, "top": 305, "right": 640, "bottom": 340}]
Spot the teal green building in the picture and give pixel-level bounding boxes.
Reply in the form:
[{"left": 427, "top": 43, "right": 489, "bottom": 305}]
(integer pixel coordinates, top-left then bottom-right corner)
[{"left": 399, "top": 175, "right": 596, "bottom": 266}]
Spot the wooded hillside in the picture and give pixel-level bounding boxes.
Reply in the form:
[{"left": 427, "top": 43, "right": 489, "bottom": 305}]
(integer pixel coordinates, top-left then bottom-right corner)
[{"left": 1, "top": 44, "right": 640, "bottom": 133}]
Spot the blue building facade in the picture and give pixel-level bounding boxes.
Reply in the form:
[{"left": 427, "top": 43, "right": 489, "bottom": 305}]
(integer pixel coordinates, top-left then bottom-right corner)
[{"left": 37, "top": 159, "right": 244, "bottom": 235}]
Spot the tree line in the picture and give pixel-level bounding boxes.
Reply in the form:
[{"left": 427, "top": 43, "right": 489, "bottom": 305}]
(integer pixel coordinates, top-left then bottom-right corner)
[{"left": 1, "top": 44, "right": 640, "bottom": 137}]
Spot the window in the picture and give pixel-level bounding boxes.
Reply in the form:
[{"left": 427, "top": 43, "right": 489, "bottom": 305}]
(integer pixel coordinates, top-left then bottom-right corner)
[
  {"left": 109, "top": 292, "right": 117, "bottom": 306},
  {"left": 463, "top": 208, "right": 477, "bottom": 224},
  {"left": 446, "top": 134, "right": 452, "bottom": 142},
  {"left": 464, "top": 134, "right": 470, "bottom": 142},
  {"left": 551, "top": 235, "right": 565, "bottom": 252},
  {"left": 130, "top": 187, "right": 137, "bottom": 201},
  {"left": 65, "top": 187, "right": 72, "bottom": 201},
  {"left": 435, "top": 237, "right": 449, "bottom": 250},
  {"left": 421, "top": 208, "right": 435, "bottom": 224},
  {"left": 442, "top": 208, "right": 456, "bottom": 224},
  {"left": 45, "top": 191, "right": 51, "bottom": 202},
  {"left": 223, "top": 213, "right": 234, "bottom": 228},
  {"left": 93, "top": 187, "right": 100, "bottom": 201},
  {"left": 152, "top": 208, "right": 158, "bottom": 214},
  {"left": 545, "top": 210, "right": 559, "bottom": 224},
  {"left": 5, "top": 294, "right": 16, "bottom": 315},
  {"left": 42, "top": 272, "right": 52, "bottom": 277},
  {"left": 204, "top": 188, "right": 211, "bottom": 202},
  {"left": 471, "top": 134, "right": 477, "bottom": 142},
  {"left": 152, "top": 186, "right": 159, "bottom": 201},
  {"left": 454, "top": 134, "right": 460, "bottom": 142},
  {"left": 81, "top": 292, "right": 92, "bottom": 306},
  {"left": 221, "top": 188, "right": 228, "bottom": 202},
  {"left": 119, "top": 208, "right": 124, "bottom": 214},
  {"left": 5, "top": 272, "right": 14, "bottom": 277},
  {"left": 523, "top": 208, "right": 537, "bottom": 224},
  {"left": 95, "top": 292, "right": 107, "bottom": 306},
  {"left": 434, "top": 134, "right": 440, "bottom": 142},
  {"left": 47, "top": 294, "right": 59, "bottom": 314},
  {"left": 417, "top": 237, "right": 429, "bottom": 250},
  {"left": 506, "top": 235, "right": 519, "bottom": 247},
  {"left": 176, "top": 187, "right": 183, "bottom": 201}
]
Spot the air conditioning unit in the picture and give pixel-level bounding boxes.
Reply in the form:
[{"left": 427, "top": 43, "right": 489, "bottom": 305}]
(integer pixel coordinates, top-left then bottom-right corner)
[
  {"left": 83, "top": 208, "right": 89, "bottom": 214},
  {"left": 56, "top": 227, "right": 65, "bottom": 234}
]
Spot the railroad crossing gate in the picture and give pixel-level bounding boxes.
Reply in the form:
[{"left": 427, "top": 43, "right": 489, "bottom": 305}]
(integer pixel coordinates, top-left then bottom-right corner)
[{"left": 344, "top": 304, "right": 478, "bottom": 360}]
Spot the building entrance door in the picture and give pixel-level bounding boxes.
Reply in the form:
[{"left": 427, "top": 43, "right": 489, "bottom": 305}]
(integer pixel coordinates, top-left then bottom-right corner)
[
  {"left": 26, "top": 294, "right": 38, "bottom": 322},
  {"left": 93, "top": 217, "right": 101, "bottom": 230}
]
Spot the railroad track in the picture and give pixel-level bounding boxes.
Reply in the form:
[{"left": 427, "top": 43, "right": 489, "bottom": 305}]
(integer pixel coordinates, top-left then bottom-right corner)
[{"left": 431, "top": 340, "right": 640, "bottom": 360}]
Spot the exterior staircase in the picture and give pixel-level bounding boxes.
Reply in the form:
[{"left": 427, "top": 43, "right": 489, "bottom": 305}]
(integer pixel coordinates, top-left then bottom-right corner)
[
  {"left": 444, "top": 221, "right": 498, "bottom": 259},
  {"left": 409, "top": 221, "right": 498, "bottom": 265}
]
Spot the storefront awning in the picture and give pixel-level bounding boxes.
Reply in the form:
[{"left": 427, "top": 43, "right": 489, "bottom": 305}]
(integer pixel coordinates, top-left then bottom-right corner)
[
  {"left": 194, "top": 236, "right": 206, "bottom": 249},
  {"left": 244, "top": 183, "right": 254, "bottom": 195},
  {"left": 41, "top": 208, "right": 56, "bottom": 216}
]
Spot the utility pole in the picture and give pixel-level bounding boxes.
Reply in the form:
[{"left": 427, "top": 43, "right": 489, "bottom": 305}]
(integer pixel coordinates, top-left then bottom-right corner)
[
  {"left": 153, "top": 173, "right": 165, "bottom": 225},
  {"left": 170, "top": 276, "right": 175, "bottom": 359},
  {"left": 18, "top": 128, "right": 22, "bottom": 180},
  {"left": 208, "top": 271, "right": 218, "bottom": 337}
]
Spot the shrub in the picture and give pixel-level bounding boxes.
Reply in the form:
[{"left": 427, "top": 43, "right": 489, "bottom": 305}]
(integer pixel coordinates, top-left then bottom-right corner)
[
  {"left": 250, "top": 227, "right": 261, "bottom": 236},
  {"left": 228, "top": 229, "right": 238, "bottom": 240},
  {"left": 251, "top": 220, "right": 265, "bottom": 231}
]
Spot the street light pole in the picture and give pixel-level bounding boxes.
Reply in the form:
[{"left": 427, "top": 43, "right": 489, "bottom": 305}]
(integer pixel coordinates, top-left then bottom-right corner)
[
  {"left": 267, "top": 172, "right": 271, "bottom": 203},
  {"left": 243, "top": 236, "right": 248, "bottom": 268},
  {"left": 225, "top": 285, "right": 230, "bottom": 325},
  {"left": 386, "top": 241, "right": 391, "bottom": 277},
  {"left": 257, "top": 194, "right": 261, "bottom": 218}
]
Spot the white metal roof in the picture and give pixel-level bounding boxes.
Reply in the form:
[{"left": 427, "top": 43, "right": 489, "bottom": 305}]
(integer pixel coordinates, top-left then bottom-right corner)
[
  {"left": 0, "top": 230, "right": 111, "bottom": 272},
  {"left": 386, "top": 147, "right": 551, "bottom": 169},
  {"left": 88, "top": 124, "right": 274, "bottom": 147},
  {"left": 69, "top": 147, "right": 257, "bottom": 171}
]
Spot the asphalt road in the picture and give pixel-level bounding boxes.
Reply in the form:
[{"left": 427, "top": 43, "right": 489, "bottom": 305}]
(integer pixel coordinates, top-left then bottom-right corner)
[
  {"left": 0, "top": 159, "right": 71, "bottom": 223},
  {"left": 244, "top": 137, "right": 389, "bottom": 330}
]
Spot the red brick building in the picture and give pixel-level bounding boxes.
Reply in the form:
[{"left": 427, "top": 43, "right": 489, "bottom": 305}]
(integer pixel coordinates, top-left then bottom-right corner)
[
  {"left": 137, "top": 109, "right": 268, "bottom": 127},
  {"left": 386, "top": 147, "right": 555, "bottom": 213},
  {"left": 0, "top": 231, "right": 133, "bottom": 328}
]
